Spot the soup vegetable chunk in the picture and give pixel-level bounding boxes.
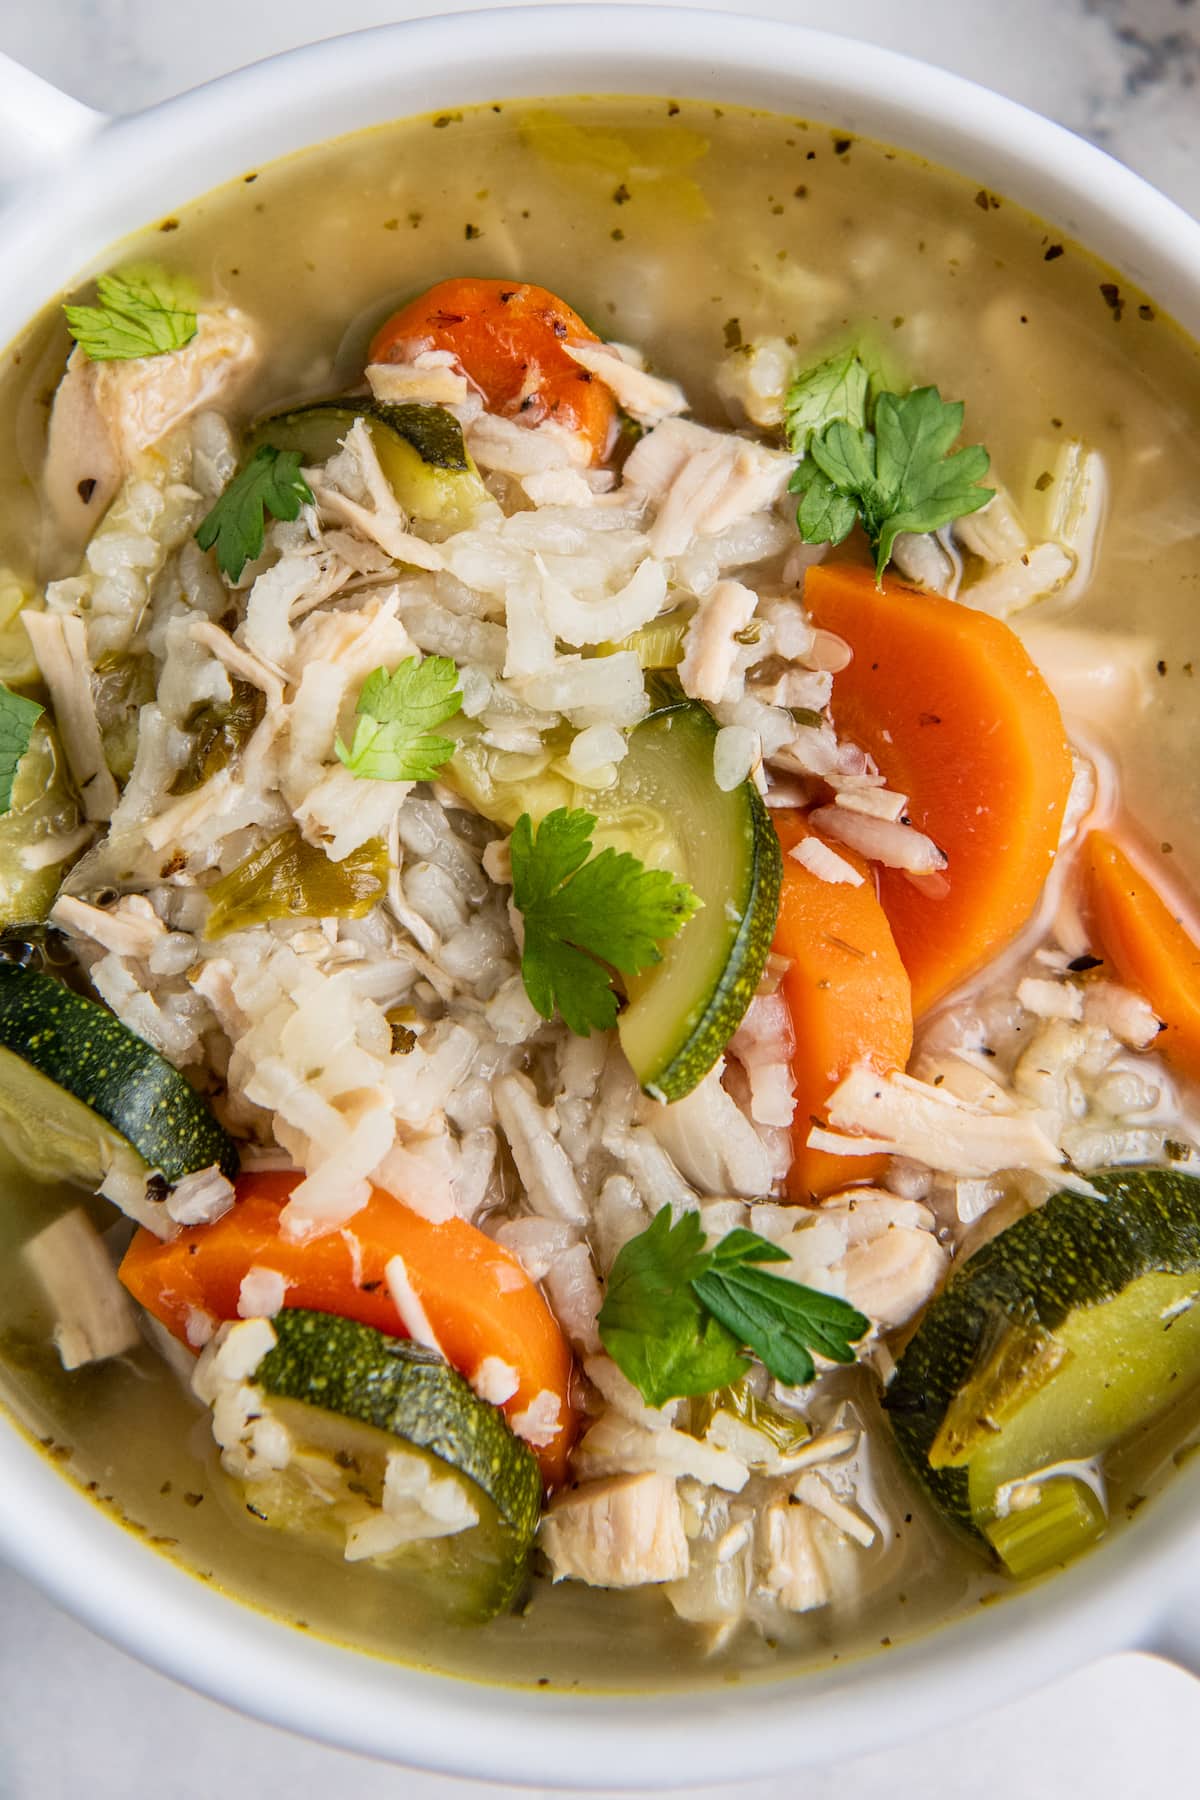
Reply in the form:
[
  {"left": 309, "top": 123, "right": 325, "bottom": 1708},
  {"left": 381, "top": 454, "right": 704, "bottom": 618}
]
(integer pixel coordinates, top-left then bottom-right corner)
[{"left": 1, "top": 100, "right": 1200, "bottom": 1684}]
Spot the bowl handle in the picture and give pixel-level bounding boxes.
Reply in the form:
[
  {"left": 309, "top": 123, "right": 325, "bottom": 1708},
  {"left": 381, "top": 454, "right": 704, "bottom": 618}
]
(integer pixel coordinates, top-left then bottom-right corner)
[{"left": 0, "top": 53, "right": 107, "bottom": 208}]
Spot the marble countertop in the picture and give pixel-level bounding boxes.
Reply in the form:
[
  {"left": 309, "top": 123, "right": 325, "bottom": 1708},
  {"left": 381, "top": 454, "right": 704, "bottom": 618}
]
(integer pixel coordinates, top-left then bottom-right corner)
[{"left": 0, "top": 1, "right": 1198, "bottom": 1795}]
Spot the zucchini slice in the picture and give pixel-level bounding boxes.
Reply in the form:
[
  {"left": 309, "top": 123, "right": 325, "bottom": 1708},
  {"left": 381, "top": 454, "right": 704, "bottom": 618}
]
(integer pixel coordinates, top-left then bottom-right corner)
[
  {"left": 0, "top": 962, "right": 237, "bottom": 1188},
  {"left": 885, "top": 1167, "right": 1200, "bottom": 1566},
  {"left": 231, "top": 1309, "right": 542, "bottom": 1622},
  {"left": 247, "top": 398, "right": 491, "bottom": 536},
  {"left": 447, "top": 678, "right": 782, "bottom": 1101}
]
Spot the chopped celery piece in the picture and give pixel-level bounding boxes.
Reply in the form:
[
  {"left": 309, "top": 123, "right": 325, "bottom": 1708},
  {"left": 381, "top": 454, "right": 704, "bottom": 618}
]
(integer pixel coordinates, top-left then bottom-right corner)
[
  {"left": 595, "top": 609, "right": 691, "bottom": 670},
  {"left": 0, "top": 721, "right": 84, "bottom": 927},
  {"left": 694, "top": 1375, "right": 810, "bottom": 1455},
  {"left": 1021, "top": 439, "right": 1107, "bottom": 567},
  {"left": 173, "top": 680, "right": 265, "bottom": 795},
  {"left": 983, "top": 1477, "right": 1106, "bottom": 1580},
  {"left": 205, "top": 828, "right": 388, "bottom": 938}
]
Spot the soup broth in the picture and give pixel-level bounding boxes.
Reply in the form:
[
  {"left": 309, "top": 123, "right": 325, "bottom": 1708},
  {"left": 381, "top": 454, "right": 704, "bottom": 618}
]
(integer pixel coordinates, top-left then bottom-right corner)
[{"left": 0, "top": 95, "right": 1198, "bottom": 1690}]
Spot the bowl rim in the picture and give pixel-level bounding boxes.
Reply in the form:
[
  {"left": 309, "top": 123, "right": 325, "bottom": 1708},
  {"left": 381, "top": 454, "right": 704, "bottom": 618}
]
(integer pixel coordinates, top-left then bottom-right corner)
[{"left": 1, "top": 5, "right": 1200, "bottom": 1782}]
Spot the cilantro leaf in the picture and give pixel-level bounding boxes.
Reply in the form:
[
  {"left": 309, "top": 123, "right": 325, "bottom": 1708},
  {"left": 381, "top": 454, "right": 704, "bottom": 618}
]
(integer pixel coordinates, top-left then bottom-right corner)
[
  {"left": 788, "top": 383, "right": 994, "bottom": 580},
  {"left": 195, "top": 446, "right": 314, "bottom": 581},
  {"left": 0, "top": 684, "right": 43, "bottom": 815},
  {"left": 335, "top": 656, "right": 462, "bottom": 783},
  {"left": 597, "top": 1214, "right": 870, "bottom": 1404},
  {"left": 783, "top": 347, "right": 870, "bottom": 456},
  {"left": 597, "top": 1208, "right": 749, "bottom": 1406},
  {"left": 511, "top": 807, "right": 701, "bottom": 1037},
  {"left": 63, "top": 264, "right": 198, "bottom": 362}
]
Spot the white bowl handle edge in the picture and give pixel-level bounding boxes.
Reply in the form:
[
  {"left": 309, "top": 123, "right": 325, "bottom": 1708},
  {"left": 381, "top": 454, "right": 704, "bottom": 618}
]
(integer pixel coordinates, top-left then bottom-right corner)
[{"left": 0, "top": 53, "right": 108, "bottom": 211}]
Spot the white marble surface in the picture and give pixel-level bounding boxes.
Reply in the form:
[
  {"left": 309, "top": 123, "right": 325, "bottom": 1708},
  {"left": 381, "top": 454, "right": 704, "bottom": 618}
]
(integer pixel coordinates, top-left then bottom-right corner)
[{"left": 0, "top": 1, "right": 1199, "bottom": 1795}]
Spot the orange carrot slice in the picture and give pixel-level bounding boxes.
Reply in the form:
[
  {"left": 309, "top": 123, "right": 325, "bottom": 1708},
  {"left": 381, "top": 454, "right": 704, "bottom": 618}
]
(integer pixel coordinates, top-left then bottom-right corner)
[
  {"left": 804, "top": 563, "right": 1074, "bottom": 1015},
  {"left": 369, "top": 278, "right": 618, "bottom": 464},
  {"left": 120, "top": 1173, "right": 576, "bottom": 1486},
  {"left": 1084, "top": 830, "right": 1200, "bottom": 1084},
  {"left": 772, "top": 811, "right": 914, "bottom": 1200}
]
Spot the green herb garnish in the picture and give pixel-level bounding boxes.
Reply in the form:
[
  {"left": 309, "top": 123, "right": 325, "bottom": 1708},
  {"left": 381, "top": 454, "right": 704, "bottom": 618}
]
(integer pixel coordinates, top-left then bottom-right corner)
[
  {"left": 785, "top": 349, "right": 994, "bottom": 580},
  {"left": 195, "top": 446, "right": 314, "bottom": 581},
  {"left": 597, "top": 1209, "right": 869, "bottom": 1406},
  {"left": 783, "top": 346, "right": 871, "bottom": 455},
  {"left": 63, "top": 265, "right": 198, "bottom": 362},
  {"left": 511, "top": 806, "right": 700, "bottom": 1037},
  {"left": 335, "top": 656, "right": 462, "bottom": 783},
  {"left": 0, "top": 684, "right": 43, "bottom": 816},
  {"left": 597, "top": 1209, "right": 749, "bottom": 1404}
]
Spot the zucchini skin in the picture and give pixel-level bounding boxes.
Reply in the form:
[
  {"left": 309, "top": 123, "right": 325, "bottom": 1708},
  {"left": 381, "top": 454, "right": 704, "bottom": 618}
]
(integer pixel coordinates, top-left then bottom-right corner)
[
  {"left": 884, "top": 1167, "right": 1200, "bottom": 1536},
  {"left": 0, "top": 961, "right": 237, "bottom": 1183},
  {"left": 619, "top": 680, "right": 783, "bottom": 1102},
  {"left": 256, "top": 1309, "right": 542, "bottom": 1546},
  {"left": 249, "top": 398, "right": 472, "bottom": 473},
  {"left": 644, "top": 781, "right": 782, "bottom": 1103}
]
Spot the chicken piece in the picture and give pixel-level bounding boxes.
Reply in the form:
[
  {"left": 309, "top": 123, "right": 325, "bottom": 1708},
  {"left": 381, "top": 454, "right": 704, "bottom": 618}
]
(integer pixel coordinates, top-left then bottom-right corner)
[
  {"left": 560, "top": 339, "right": 688, "bottom": 426},
  {"left": 24, "top": 1207, "right": 141, "bottom": 1371},
  {"left": 96, "top": 309, "right": 257, "bottom": 463},
  {"left": 678, "top": 577, "right": 756, "bottom": 705},
  {"left": 810, "top": 1063, "right": 1064, "bottom": 1181},
  {"left": 43, "top": 308, "right": 258, "bottom": 555},
  {"left": 50, "top": 892, "right": 166, "bottom": 960},
  {"left": 21, "top": 610, "right": 119, "bottom": 820},
  {"left": 540, "top": 1471, "right": 689, "bottom": 1587},
  {"left": 366, "top": 352, "right": 471, "bottom": 408},
  {"left": 760, "top": 1500, "right": 830, "bottom": 1614},
  {"left": 838, "top": 1226, "right": 948, "bottom": 1329},
  {"left": 623, "top": 417, "right": 792, "bottom": 559},
  {"left": 41, "top": 353, "right": 124, "bottom": 557}
]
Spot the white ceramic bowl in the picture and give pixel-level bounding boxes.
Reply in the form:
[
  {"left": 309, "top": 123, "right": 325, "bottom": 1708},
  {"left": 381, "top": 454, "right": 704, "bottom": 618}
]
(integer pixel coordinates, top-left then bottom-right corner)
[{"left": 1, "top": 7, "right": 1200, "bottom": 1783}]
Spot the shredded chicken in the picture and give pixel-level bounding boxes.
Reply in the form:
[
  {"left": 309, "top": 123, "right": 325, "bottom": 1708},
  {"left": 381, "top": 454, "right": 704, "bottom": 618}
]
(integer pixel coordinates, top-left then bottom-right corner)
[
  {"left": 561, "top": 339, "right": 688, "bottom": 426},
  {"left": 623, "top": 418, "right": 792, "bottom": 559},
  {"left": 366, "top": 353, "right": 471, "bottom": 408},
  {"left": 760, "top": 1501, "right": 830, "bottom": 1613},
  {"left": 21, "top": 611, "right": 118, "bottom": 820},
  {"left": 50, "top": 893, "right": 166, "bottom": 959},
  {"left": 679, "top": 578, "right": 757, "bottom": 705},
  {"left": 43, "top": 309, "right": 257, "bottom": 555},
  {"left": 812, "top": 1064, "right": 1065, "bottom": 1180}
]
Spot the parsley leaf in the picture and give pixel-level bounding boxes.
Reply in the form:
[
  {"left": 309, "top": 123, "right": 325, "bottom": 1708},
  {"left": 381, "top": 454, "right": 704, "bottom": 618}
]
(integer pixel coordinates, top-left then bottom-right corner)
[
  {"left": 597, "top": 1209, "right": 749, "bottom": 1406},
  {"left": 783, "top": 346, "right": 871, "bottom": 456},
  {"left": 63, "top": 264, "right": 198, "bottom": 362},
  {"left": 0, "top": 684, "right": 43, "bottom": 815},
  {"left": 511, "top": 806, "right": 701, "bottom": 1037},
  {"left": 692, "top": 1262, "right": 867, "bottom": 1388},
  {"left": 789, "top": 384, "right": 994, "bottom": 580},
  {"left": 335, "top": 656, "right": 463, "bottom": 783},
  {"left": 195, "top": 446, "right": 314, "bottom": 581},
  {"left": 597, "top": 1214, "right": 870, "bottom": 1404}
]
